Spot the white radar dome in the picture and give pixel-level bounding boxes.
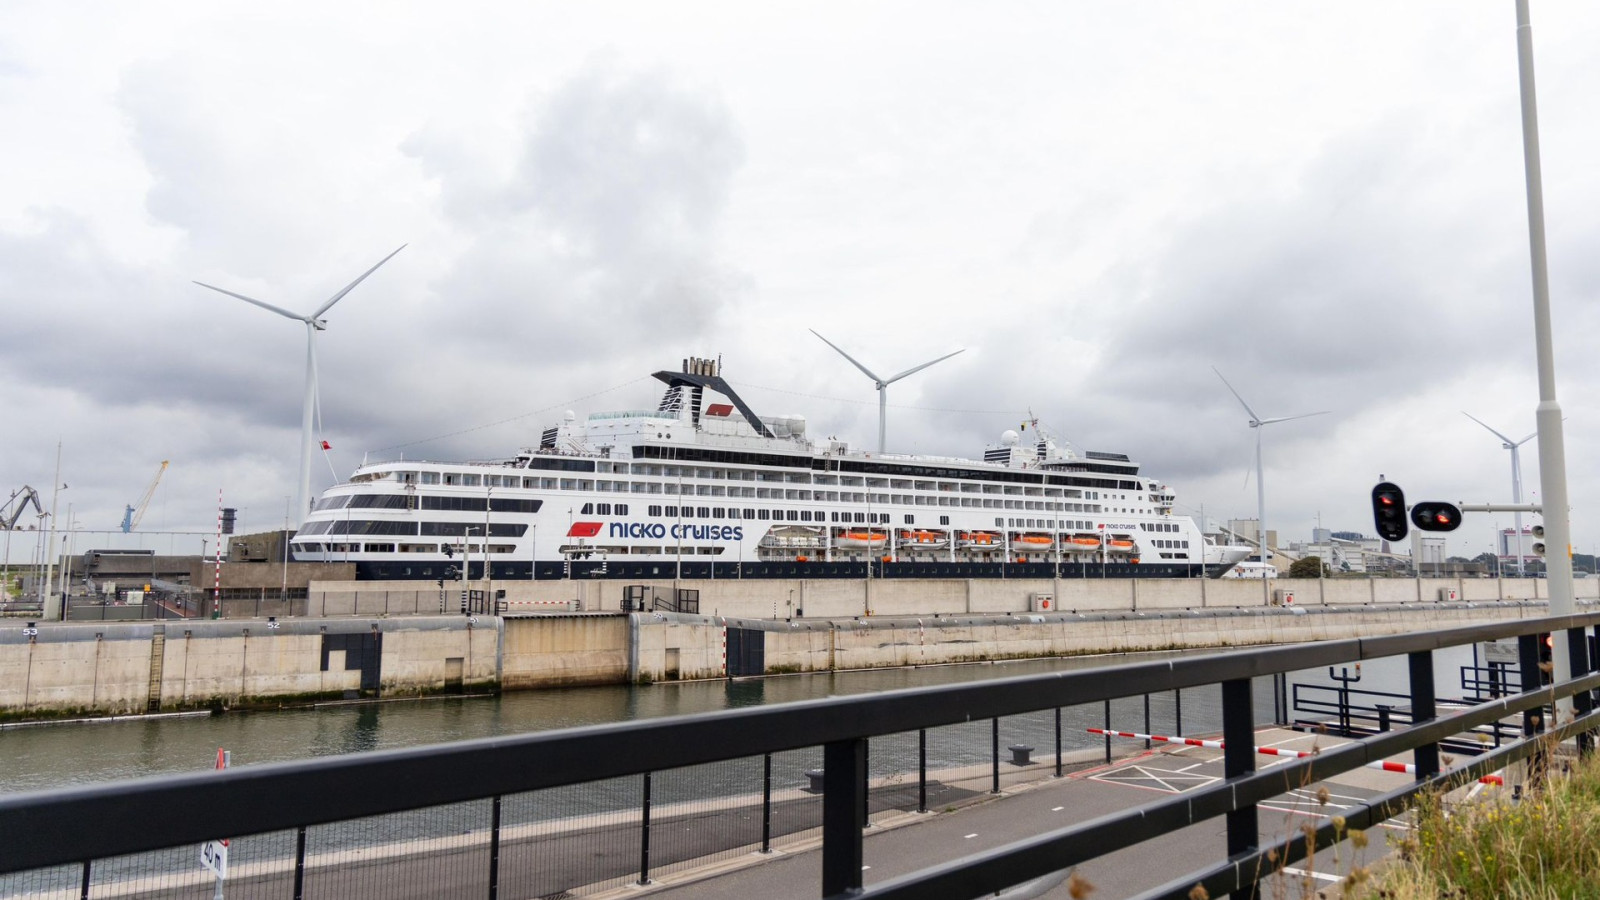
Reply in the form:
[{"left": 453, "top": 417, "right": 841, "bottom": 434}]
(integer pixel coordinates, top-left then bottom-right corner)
[{"left": 1001, "top": 429, "right": 1020, "bottom": 446}]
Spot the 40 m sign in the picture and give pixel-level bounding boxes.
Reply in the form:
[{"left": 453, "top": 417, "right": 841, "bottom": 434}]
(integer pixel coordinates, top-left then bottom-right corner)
[{"left": 199, "top": 838, "right": 228, "bottom": 879}]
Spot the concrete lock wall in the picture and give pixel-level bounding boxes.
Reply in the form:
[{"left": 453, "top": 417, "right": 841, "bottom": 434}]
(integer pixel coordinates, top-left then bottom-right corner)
[
  {"left": 307, "top": 575, "right": 1598, "bottom": 620},
  {"left": 0, "top": 617, "right": 498, "bottom": 719},
  {"left": 501, "top": 615, "right": 630, "bottom": 689},
  {"left": 627, "top": 602, "right": 1556, "bottom": 681}
]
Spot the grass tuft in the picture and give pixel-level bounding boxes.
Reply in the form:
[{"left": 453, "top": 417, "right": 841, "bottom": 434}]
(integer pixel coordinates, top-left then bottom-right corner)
[{"left": 1357, "top": 747, "right": 1600, "bottom": 899}]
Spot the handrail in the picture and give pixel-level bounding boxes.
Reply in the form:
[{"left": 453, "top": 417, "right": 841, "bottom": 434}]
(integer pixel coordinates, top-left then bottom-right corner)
[{"left": 2, "top": 609, "right": 1598, "bottom": 895}]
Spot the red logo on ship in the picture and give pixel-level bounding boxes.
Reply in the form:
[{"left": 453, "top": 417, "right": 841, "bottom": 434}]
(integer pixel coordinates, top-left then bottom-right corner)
[{"left": 567, "top": 522, "right": 603, "bottom": 538}]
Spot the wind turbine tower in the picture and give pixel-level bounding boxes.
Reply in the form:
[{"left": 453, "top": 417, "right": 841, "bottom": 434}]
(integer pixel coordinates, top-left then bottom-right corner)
[
  {"left": 196, "top": 245, "right": 406, "bottom": 525},
  {"left": 811, "top": 331, "right": 963, "bottom": 454},
  {"left": 1464, "top": 412, "right": 1537, "bottom": 577},
  {"left": 1214, "top": 368, "right": 1328, "bottom": 576}
]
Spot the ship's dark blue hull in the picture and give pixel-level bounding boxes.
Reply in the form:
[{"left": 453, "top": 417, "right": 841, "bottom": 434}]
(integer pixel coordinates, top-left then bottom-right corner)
[{"left": 351, "top": 559, "right": 1232, "bottom": 580}]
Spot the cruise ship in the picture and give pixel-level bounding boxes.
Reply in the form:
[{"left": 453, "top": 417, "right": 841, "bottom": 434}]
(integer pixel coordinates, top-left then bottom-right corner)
[{"left": 292, "top": 357, "right": 1253, "bottom": 581}]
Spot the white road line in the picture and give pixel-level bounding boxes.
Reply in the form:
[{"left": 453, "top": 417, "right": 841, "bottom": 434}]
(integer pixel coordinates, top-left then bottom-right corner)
[
  {"left": 964, "top": 833, "right": 978, "bottom": 839},
  {"left": 1281, "top": 866, "right": 1340, "bottom": 883},
  {"left": 1051, "top": 806, "right": 1064, "bottom": 812}
]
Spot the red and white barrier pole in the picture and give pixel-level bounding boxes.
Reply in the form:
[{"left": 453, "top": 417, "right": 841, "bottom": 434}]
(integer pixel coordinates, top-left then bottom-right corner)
[{"left": 1088, "top": 728, "right": 1503, "bottom": 785}]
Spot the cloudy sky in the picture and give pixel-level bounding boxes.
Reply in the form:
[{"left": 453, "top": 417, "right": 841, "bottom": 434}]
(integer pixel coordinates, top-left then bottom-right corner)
[{"left": 2, "top": 1, "right": 1597, "bottom": 564}]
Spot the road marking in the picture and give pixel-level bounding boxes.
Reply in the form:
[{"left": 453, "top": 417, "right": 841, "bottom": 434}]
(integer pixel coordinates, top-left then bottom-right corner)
[
  {"left": 1281, "top": 867, "right": 1340, "bottom": 883},
  {"left": 1051, "top": 806, "right": 1064, "bottom": 812},
  {"left": 965, "top": 833, "right": 978, "bottom": 839}
]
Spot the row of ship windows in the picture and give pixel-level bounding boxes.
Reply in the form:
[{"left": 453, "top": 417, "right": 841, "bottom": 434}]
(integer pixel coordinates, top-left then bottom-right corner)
[
  {"left": 362, "top": 467, "right": 1149, "bottom": 504},
  {"left": 302, "top": 543, "right": 519, "bottom": 555},
  {"left": 579, "top": 503, "right": 1117, "bottom": 533},
  {"left": 313, "top": 495, "right": 545, "bottom": 514},
  {"left": 298, "top": 521, "right": 532, "bottom": 537}
]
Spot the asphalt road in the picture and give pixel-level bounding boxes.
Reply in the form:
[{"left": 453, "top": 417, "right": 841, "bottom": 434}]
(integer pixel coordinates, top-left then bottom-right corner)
[{"left": 645, "top": 728, "right": 1417, "bottom": 900}]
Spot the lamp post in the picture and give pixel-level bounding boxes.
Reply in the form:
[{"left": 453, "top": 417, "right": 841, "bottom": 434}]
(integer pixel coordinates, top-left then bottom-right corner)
[
  {"left": 42, "top": 443, "right": 65, "bottom": 620},
  {"left": 1513, "top": 1, "right": 1575, "bottom": 699}
]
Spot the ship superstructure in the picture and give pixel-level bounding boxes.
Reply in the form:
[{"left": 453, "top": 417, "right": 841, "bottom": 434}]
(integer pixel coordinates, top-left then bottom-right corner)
[{"left": 292, "top": 357, "right": 1252, "bottom": 581}]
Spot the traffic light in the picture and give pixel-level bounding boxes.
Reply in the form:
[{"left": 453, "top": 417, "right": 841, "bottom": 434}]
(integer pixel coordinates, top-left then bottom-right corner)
[
  {"left": 443, "top": 544, "right": 454, "bottom": 559},
  {"left": 1410, "top": 501, "right": 1463, "bottom": 532},
  {"left": 1372, "top": 482, "right": 1407, "bottom": 541},
  {"left": 1532, "top": 524, "right": 1546, "bottom": 558}
]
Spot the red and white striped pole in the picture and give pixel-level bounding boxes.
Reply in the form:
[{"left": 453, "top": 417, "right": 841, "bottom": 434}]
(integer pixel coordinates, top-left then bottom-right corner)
[{"left": 1088, "top": 728, "right": 1503, "bottom": 785}]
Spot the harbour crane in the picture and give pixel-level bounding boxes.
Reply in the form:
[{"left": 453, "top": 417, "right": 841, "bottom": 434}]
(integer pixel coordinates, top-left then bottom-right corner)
[
  {"left": 120, "top": 461, "right": 170, "bottom": 533},
  {"left": 2, "top": 485, "right": 45, "bottom": 599},
  {"left": 2, "top": 485, "right": 44, "bottom": 530}
]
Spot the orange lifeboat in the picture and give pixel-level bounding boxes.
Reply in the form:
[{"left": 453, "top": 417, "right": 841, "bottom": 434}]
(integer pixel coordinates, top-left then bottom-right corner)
[
  {"left": 1015, "top": 534, "right": 1053, "bottom": 547},
  {"left": 836, "top": 531, "right": 887, "bottom": 549},
  {"left": 898, "top": 529, "right": 950, "bottom": 547},
  {"left": 959, "top": 531, "right": 1000, "bottom": 547}
]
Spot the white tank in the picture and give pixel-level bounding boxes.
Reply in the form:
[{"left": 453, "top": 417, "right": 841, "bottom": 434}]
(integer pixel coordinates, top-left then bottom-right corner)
[
  {"left": 787, "top": 415, "right": 807, "bottom": 437},
  {"left": 1001, "top": 429, "right": 1020, "bottom": 447}
]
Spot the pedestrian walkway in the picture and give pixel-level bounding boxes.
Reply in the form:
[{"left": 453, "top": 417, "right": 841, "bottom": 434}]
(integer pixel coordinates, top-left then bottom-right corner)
[{"left": 631, "top": 727, "right": 1483, "bottom": 900}]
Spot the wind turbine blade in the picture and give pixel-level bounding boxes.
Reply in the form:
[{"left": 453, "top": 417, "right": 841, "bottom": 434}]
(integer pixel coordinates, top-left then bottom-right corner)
[
  {"left": 1257, "top": 410, "right": 1330, "bottom": 426},
  {"left": 885, "top": 348, "right": 965, "bottom": 385},
  {"left": 1212, "top": 367, "right": 1261, "bottom": 423},
  {"left": 312, "top": 244, "right": 407, "bottom": 320},
  {"left": 1462, "top": 411, "right": 1516, "bottom": 446},
  {"left": 810, "top": 330, "right": 884, "bottom": 383},
  {"left": 1515, "top": 431, "right": 1537, "bottom": 446},
  {"left": 194, "top": 282, "right": 307, "bottom": 322}
]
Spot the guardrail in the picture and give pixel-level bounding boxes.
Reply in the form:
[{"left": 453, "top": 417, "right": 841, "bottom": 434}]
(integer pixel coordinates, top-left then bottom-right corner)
[{"left": 2, "top": 612, "right": 1598, "bottom": 899}]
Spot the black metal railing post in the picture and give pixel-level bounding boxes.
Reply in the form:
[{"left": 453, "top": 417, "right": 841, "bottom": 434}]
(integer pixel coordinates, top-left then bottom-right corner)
[
  {"left": 761, "top": 753, "right": 773, "bottom": 852},
  {"left": 918, "top": 730, "right": 928, "bottom": 812},
  {"left": 991, "top": 718, "right": 1000, "bottom": 793},
  {"left": 1143, "top": 694, "right": 1151, "bottom": 749},
  {"left": 78, "top": 860, "right": 90, "bottom": 900},
  {"left": 1591, "top": 625, "right": 1600, "bottom": 715},
  {"left": 1174, "top": 688, "right": 1183, "bottom": 737},
  {"left": 1221, "top": 678, "right": 1258, "bottom": 899},
  {"left": 1408, "top": 651, "right": 1439, "bottom": 781},
  {"left": 822, "top": 738, "right": 866, "bottom": 897},
  {"left": 1102, "top": 700, "right": 1111, "bottom": 764},
  {"left": 1568, "top": 627, "right": 1594, "bottom": 757},
  {"left": 488, "top": 795, "right": 501, "bottom": 900},
  {"left": 1518, "top": 633, "right": 1545, "bottom": 737},
  {"left": 639, "top": 772, "right": 652, "bottom": 885},
  {"left": 293, "top": 826, "right": 307, "bottom": 900},
  {"left": 1054, "top": 707, "right": 1063, "bottom": 777}
]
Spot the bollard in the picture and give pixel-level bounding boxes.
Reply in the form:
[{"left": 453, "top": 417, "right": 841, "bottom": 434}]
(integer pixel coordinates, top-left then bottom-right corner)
[
  {"left": 805, "top": 769, "right": 826, "bottom": 793},
  {"left": 1376, "top": 704, "right": 1392, "bottom": 733},
  {"left": 1008, "top": 744, "right": 1035, "bottom": 766}
]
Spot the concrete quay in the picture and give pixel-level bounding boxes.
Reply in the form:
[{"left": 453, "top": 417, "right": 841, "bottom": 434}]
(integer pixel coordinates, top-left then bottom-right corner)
[{"left": 0, "top": 586, "right": 1574, "bottom": 720}]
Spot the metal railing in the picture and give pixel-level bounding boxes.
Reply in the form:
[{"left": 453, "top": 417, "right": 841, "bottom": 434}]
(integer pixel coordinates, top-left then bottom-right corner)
[{"left": 2, "top": 612, "right": 1598, "bottom": 900}]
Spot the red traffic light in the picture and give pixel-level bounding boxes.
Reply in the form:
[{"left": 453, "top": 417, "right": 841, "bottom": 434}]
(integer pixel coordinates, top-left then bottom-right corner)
[
  {"left": 1371, "top": 482, "right": 1408, "bottom": 541},
  {"left": 1411, "top": 502, "right": 1463, "bottom": 532}
]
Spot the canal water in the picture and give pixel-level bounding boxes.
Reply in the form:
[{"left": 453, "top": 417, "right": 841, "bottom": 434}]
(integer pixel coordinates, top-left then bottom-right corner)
[{"left": 2, "top": 642, "right": 1484, "bottom": 796}]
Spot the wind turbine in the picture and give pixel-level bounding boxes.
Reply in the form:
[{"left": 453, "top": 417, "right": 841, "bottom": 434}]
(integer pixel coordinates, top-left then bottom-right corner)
[
  {"left": 810, "top": 330, "right": 963, "bottom": 454},
  {"left": 196, "top": 245, "right": 406, "bottom": 525},
  {"left": 1213, "top": 368, "right": 1328, "bottom": 575},
  {"left": 1464, "top": 412, "right": 1537, "bottom": 578}
]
